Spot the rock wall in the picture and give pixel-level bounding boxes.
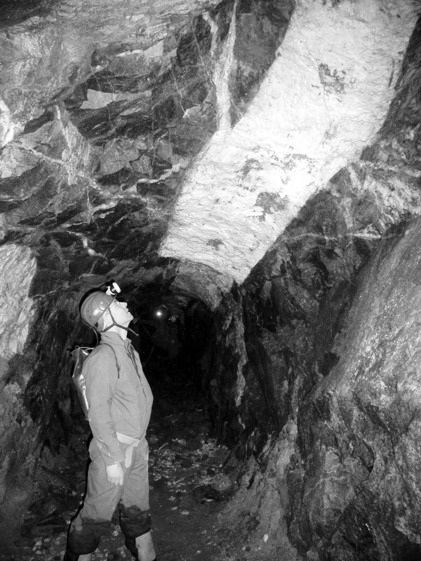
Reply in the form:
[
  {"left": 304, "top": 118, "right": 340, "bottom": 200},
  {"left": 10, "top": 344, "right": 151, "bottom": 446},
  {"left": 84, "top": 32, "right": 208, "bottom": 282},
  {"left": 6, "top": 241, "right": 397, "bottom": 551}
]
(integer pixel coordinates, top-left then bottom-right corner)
[
  {"left": 212, "top": 204, "right": 421, "bottom": 561},
  {"left": 296, "top": 216, "right": 421, "bottom": 561},
  {"left": 0, "top": 244, "right": 38, "bottom": 539},
  {"left": 0, "top": 244, "right": 36, "bottom": 363},
  {"left": 210, "top": 18, "right": 421, "bottom": 557}
]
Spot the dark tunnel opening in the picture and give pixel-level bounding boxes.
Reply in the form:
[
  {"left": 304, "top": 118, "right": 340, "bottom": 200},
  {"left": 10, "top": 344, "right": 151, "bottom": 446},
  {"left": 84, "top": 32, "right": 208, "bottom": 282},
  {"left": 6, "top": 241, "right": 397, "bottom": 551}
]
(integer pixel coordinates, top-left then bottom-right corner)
[{"left": 128, "top": 287, "right": 214, "bottom": 403}]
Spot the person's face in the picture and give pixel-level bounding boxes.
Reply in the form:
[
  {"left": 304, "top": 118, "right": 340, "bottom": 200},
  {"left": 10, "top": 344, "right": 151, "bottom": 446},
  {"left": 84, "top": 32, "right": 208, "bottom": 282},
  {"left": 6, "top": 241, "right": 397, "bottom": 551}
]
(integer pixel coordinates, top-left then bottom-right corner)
[{"left": 107, "top": 299, "right": 134, "bottom": 327}]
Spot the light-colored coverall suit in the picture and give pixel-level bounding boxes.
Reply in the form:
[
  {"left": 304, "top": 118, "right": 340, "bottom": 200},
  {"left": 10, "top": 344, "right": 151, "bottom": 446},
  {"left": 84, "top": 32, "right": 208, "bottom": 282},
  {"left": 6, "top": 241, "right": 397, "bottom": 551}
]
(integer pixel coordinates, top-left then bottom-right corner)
[{"left": 65, "top": 331, "right": 154, "bottom": 560}]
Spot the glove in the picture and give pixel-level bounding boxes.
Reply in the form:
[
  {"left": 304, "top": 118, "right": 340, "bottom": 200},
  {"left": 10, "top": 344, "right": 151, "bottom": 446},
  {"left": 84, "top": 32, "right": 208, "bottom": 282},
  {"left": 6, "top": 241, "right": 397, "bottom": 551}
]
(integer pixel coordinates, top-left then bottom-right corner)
[{"left": 106, "top": 462, "right": 124, "bottom": 486}]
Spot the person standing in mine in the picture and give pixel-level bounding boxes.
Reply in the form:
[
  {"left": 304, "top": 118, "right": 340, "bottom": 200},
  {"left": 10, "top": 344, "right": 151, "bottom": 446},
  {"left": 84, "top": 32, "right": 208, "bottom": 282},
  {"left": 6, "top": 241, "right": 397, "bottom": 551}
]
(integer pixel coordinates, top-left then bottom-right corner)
[{"left": 64, "top": 286, "right": 157, "bottom": 561}]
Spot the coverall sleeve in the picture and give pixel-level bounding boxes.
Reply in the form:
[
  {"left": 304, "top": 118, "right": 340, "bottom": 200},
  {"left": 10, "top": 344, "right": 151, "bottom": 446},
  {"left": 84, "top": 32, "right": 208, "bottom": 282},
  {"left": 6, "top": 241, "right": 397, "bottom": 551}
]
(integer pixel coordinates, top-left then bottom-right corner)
[{"left": 84, "top": 348, "right": 125, "bottom": 466}]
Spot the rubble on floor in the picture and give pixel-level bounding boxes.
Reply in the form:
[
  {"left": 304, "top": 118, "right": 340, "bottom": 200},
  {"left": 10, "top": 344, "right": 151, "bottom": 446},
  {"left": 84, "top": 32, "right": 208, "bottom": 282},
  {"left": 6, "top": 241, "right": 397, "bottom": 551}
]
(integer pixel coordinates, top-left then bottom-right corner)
[{"left": 2, "top": 399, "right": 242, "bottom": 561}]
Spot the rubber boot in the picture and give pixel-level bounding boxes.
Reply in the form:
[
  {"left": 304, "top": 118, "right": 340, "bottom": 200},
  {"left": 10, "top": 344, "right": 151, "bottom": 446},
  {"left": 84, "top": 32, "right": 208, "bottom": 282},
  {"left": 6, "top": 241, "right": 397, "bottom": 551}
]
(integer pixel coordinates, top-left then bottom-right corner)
[{"left": 135, "top": 531, "right": 156, "bottom": 561}]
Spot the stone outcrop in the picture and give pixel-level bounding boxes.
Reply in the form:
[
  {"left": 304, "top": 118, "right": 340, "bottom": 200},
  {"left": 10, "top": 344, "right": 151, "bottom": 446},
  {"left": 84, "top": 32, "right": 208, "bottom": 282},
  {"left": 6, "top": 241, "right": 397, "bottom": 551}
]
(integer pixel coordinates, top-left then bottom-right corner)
[
  {"left": 161, "top": 0, "right": 417, "bottom": 282},
  {"left": 0, "top": 244, "right": 38, "bottom": 533},
  {"left": 0, "top": 244, "right": 36, "bottom": 363},
  {"left": 208, "top": 19, "right": 421, "bottom": 557},
  {"left": 295, "top": 216, "right": 421, "bottom": 560}
]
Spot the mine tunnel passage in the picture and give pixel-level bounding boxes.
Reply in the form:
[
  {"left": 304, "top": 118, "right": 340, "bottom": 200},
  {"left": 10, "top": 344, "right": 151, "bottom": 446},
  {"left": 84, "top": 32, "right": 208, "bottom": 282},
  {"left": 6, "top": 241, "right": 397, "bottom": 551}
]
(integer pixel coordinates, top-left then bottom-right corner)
[
  {"left": 10, "top": 284, "right": 234, "bottom": 561},
  {"left": 128, "top": 286, "right": 214, "bottom": 404}
]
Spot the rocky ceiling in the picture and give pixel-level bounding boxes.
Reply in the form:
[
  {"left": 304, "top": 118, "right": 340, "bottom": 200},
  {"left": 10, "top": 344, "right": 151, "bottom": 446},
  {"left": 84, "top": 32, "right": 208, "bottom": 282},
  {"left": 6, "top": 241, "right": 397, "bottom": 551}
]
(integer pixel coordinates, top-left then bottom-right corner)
[
  {"left": 0, "top": 0, "right": 295, "bottom": 305},
  {"left": 2, "top": 0, "right": 418, "bottom": 304}
]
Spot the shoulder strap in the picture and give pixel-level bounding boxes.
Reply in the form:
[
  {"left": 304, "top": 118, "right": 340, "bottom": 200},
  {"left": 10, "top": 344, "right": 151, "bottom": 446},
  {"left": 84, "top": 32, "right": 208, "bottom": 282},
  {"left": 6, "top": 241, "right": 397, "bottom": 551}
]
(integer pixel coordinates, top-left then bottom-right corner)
[
  {"left": 127, "top": 343, "right": 141, "bottom": 379},
  {"left": 100, "top": 343, "right": 121, "bottom": 379}
]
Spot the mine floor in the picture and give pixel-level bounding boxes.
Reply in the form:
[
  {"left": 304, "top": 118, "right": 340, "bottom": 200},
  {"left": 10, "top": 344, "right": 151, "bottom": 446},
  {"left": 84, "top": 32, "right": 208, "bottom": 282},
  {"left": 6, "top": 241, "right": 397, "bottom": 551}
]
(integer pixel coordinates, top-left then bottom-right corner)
[{"left": 1, "top": 390, "right": 247, "bottom": 561}]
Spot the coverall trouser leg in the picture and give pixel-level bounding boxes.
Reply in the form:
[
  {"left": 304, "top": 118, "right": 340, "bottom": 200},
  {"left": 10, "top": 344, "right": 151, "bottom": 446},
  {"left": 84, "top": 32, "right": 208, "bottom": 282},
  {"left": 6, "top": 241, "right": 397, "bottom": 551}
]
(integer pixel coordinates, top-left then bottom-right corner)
[{"left": 65, "top": 438, "right": 154, "bottom": 560}]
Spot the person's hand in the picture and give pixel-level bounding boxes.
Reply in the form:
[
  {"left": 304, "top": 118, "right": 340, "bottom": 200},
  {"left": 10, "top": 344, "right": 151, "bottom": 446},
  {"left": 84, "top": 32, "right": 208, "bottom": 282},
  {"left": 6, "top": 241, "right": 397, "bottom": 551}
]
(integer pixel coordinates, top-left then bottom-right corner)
[{"left": 106, "top": 463, "right": 124, "bottom": 486}]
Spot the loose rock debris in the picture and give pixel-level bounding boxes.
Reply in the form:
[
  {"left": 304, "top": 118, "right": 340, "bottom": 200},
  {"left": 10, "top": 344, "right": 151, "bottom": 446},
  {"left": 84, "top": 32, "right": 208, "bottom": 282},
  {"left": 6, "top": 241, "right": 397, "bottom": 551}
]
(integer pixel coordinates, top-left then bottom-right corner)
[{"left": 1, "top": 399, "right": 242, "bottom": 561}]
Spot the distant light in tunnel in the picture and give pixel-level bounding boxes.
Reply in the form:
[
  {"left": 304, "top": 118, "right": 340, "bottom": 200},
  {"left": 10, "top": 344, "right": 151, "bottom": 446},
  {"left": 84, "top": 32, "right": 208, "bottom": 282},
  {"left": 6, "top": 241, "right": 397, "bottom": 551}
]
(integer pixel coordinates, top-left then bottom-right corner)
[
  {"left": 154, "top": 305, "right": 169, "bottom": 319},
  {"left": 153, "top": 305, "right": 178, "bottom": 324}
]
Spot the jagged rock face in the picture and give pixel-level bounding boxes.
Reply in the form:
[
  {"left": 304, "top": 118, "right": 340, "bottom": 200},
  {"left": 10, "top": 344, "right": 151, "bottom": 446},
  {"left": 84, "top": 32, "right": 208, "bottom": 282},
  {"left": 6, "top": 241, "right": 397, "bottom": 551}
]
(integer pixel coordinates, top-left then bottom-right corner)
[
  {"left": 0, "top": 0, "right": 222, "bottom": 275},
  {"left": 212, "top": 12, "right": 421, "bottom": 446},
  {"left": 0, "top": 245, "right": 37, "bottom": 509},
  {"left": 296, "top": 217, "right": 421, "bottom": 561},
  {"left": 0, "top": 244, "right": 36, "bottom": 362},
  {"left": 161, "top": 0, "right": 417, "bottom": 281},
  {"left": 0, "top": 0, "right": 291, "bottom": 291},
  {"left": 208, "top": 20, "right": 421, "bottom": 560}
]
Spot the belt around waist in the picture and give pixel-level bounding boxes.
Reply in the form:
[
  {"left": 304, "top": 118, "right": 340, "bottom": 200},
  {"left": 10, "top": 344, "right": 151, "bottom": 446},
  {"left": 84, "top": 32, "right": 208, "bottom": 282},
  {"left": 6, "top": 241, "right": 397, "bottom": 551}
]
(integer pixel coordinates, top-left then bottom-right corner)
[{"left": 116, "top": 432, "right": 141, "bottom": 446}]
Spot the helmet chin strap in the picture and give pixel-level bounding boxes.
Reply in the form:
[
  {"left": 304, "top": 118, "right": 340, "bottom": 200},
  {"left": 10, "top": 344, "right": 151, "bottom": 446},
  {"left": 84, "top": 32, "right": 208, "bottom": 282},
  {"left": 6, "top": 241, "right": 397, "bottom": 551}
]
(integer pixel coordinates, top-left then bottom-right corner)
[{"left": 100, "top": 309, "right": 136, "bottom": 335}]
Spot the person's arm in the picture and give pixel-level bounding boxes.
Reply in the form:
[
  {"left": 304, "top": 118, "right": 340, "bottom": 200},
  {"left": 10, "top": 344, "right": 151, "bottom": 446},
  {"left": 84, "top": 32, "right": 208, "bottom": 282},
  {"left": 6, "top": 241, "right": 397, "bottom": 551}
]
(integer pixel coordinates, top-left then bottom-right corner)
[{"left": 84, "top": 349, "right": 125, "bottom": 473}]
